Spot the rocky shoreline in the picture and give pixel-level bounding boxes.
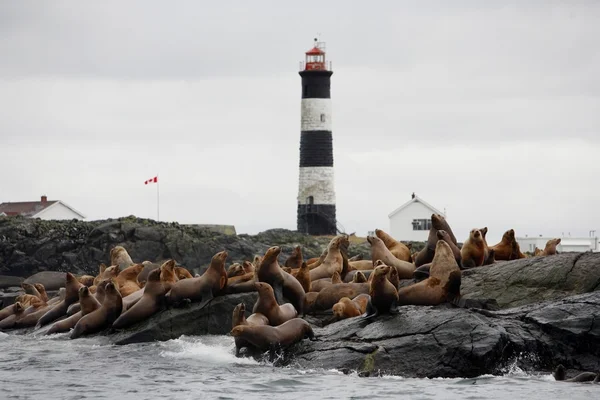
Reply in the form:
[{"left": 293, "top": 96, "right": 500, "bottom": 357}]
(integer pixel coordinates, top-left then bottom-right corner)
[{"left": 1, "top": 217, "right": 599, "bottom": 378}]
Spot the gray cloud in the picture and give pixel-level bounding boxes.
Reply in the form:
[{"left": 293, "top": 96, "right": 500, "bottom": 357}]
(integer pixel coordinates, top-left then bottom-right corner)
[{"left": 0, "top": 1, "right": 599, "bottom": 244}]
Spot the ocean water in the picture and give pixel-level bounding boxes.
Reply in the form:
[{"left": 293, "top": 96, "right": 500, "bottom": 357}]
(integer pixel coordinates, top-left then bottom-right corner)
[{"left": 0, "top": 332, "right": 597, "bottom": 400}]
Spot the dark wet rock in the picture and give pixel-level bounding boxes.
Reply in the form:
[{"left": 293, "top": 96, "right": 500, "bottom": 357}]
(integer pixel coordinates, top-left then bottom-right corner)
[
  {"left": 23, "top": 271, "right": 67, "bottom": 291},
  {"left": 107, "top": 292, "right": 259, "bottom": 345},
  {"left": 0, "top": 275, "right": 24, "bottom": 289},
  {"left": 279, "top": 291, "right": 600, "bottom": 378},
  {"left": 461, "top": 252, "right": 600, "bottom": 309},
  {"left": 0, "top": 216, "right": 371, "bottom": 277}
]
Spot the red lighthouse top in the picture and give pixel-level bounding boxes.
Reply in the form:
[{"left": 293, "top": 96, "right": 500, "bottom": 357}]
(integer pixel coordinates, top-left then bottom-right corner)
[{"left": 302, "top": 38, "right": 330, "bottom": 71}]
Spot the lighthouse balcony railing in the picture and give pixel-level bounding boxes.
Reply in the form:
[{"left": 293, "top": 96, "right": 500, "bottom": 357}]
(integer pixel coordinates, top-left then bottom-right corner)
[{"left": 299, "top": 61, "right": 332, "bottom": 72}]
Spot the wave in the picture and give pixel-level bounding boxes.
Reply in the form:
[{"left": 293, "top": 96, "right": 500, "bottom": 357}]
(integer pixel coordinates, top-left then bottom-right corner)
[{"left": 159, "top": 335, "right": 260, "bottom": 365}]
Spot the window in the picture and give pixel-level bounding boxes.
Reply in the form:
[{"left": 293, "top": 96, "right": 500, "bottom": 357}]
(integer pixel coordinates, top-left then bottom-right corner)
[
  {"left": 320, "top": 113, "right": 326, "bottom": 122},
  {"left": 412, "top": 218, "right": 432, "bottom": 231},
  {"left": 307, "top": 196, "right": 314, "bottom": 205}
]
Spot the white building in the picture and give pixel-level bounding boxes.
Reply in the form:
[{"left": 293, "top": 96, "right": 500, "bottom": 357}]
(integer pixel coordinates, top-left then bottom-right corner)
[
  {"left": 388, "top": 193, "right": 444, "bottom": 242},
  {"left": 517, "top": 236, "right": 599, "bottom": 253},
  {"left": 0, "top": 195, "right": 85, "bottom": 220}
]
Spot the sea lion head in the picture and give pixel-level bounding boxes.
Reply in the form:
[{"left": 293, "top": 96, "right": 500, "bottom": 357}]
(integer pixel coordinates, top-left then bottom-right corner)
[
  {"left": 66, "top": 272, "right": 77, "bottom": 283},
  {"left": 470, "top": 229, "right": 482, "bottom": 240},
  {"left": 147, "top": 268, "right": 161, "bottom": 282},
  {"left": 353, "top": 271, "right": 367, "bottom": 283},
  {"left": 480, "top": 227, "right": 488, "bottom": 238},
  {"left": 99, "top": 263, "right": 107, "bottom": 275},
  {"left": 242, "top": 261, "right": 255, "bottom": 274},
  {"left": 79, "top": 286, "right": 89, "bottom": 298},
  {"left": 14, "top": 302, "right": 24, "bottom": 313},
  {"left": 436, "top": 230, "right": 449, "bottom": 241},
  {"left": 230, "top": 325, "right": 245, "bottom": 337},
  {"left": 161, "top": 260, "right": 176, "bottom": 272},
  {"left": 104, "top": 265, "right": 121, "bottom": 277},
  {"left": 366, "top": 235, "right": 375, "bottom": 245},
  {"left": 299, "top": 261, "right": 308, "bottom": 271},
  {"left": 254, "top": 281, "right": 272, "bottom": 295},
  {"left": 228, "top": 263, "right": 244, "bottom": 277},
  {"left": 553, "top": 364, "right": 566, "bottom": 381},
  {"left": 431, "top": 214, "right": 443, "bottom": 225},
  {"left": 21, "top": 283, "right": 36, "bottom": 294},
  {"left": 433, "top": 239, "right": 455, "bottom": 261},
  {"left": 291, "top": 245, "right": 301, "bottom": 257},
  {"left": 372, "top": 265, "right": 391, "bottom": 280},
  {"left": 332, "top": 300, "right": 348, "bottom": 319},
  {"left": 388, "top": 266, "right": 399, "bottom": 282},
  {"left": 175, "top": 266, "right": 193, "bottom": 280},
  {"left": 214, "top": 251, "right": 228, "bottom": 263},
  {"left": 374, "top": 259, "right": 385, "bottom": 267},
  {"left": 34, "top": 283, "right": 46, "bottom": 295},
  {"left": 105, "top": 282, "right": 118, "bottom": 295},
  {"left": 263, "top": 246, "right": 282, "bottom": 262}
]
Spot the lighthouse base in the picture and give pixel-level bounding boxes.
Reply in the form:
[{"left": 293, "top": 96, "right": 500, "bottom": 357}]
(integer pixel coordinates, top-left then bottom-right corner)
[{"left": 297, "top": 204, "right": 337, "bottom": 236}]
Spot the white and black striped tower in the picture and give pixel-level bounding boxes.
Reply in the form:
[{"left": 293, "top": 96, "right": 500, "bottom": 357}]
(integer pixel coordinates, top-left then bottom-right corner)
[{"left": 297, "top": 38, "right": 337, "bottom": 235}]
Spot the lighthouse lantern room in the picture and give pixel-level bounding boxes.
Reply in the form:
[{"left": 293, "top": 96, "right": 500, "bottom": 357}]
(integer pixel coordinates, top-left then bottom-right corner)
[{"left": 296, "top": 38, "right": 337, "bottom": 236}]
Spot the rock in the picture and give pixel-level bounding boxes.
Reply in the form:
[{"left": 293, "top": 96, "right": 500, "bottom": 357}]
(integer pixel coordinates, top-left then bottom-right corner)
[
  {"left": 461, "top": 252, "right": 600, "bottom": 309},
  {"left": 0, "top": 275, "right": 24, "bottom": 289},
  {"left": 278, "top": 291, "right": 600, "bottom": 378},
  {"left": 107, "top": 292, "right": 259, "bottom": 345},
  {"left": 23, "top": 271, "right": 67, "bottom": 291}
]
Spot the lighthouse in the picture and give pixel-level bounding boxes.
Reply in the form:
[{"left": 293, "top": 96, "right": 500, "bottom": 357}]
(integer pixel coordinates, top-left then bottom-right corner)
[{"left": 297, "top": 39, "right": 337, "bottom": 236}]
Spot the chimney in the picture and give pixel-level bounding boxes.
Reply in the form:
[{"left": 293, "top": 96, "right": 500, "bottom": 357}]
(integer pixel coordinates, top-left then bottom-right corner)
[
  {"left": 411, "top": 192, "right": 415, "bottom": 199},
  {"left": 41, "top": 195, "right": 47, "bottom": 203}
]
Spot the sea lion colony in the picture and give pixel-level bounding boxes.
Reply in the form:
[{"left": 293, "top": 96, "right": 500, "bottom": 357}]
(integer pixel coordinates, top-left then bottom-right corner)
[{"left": 1, "top": 218, "right": 589, "bottom": 379}]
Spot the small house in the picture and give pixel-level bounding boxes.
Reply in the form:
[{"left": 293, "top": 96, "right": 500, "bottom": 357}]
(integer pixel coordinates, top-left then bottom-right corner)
[
  {"left": 0, "top": 195, "right": 85, "bottom": 220},
  {"left": 388, "top": 193, "right": 444, "bottom": 242}
]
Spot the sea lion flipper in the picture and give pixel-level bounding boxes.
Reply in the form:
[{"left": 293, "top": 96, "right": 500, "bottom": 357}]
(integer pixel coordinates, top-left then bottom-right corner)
[
  {"left": 196, "top": 290, "right": 214, "bottom": 310},
  {"left": 360, "top": 299, "right": 379, "bottom": 320}
]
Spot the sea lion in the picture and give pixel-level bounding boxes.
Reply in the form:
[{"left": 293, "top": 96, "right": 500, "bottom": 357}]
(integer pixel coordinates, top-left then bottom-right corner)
[
  {"left": 46, "top": 287, "right": 65, "bottom": 306},
  {"left": 70, "top": 281, "right": 123, "bottom": 339},
  {"left": 375, "top": 228, "right": 412, "bottom": 262},
  {"left": 159, "top": 259, "right": 179, "bottom": 291},
  {"left": 309, "top": 235, "right": 348, "bottom": 281},
  {"left": 231, "top": 303, "right": 270, "bottom": 356},
  {"left": 311, "top": 282, "right": 370, "bottom": 312},
  {"left": 227, "top": 263, "right": 244, "bottom": 278},
  {"left": 112, "top": 268, "right": 168, "bottom": 329},
  {"left": 252, "top": 255, "right": 262, "bottom": 270},
  {"left": 252, "top": 282, "right": 298, "bottom": 326},
  {"left": 93, "top": 264, "right": 108, "bottom": 286},
  {"left": 34, "top": 284, "right": 49, "bottom": 303},
  {"left": 460, "top": 229, "right": 486, "bottom": 269},
  {"left": 397, "top": 240, "right": 461, "bottom": 306},
  {"left": 367, "top": 235, "right": 415, "bottom": 279},
  {"left": 174, "top": 266, "right": 193, "bottom": 280},
  {"left": 0, "top": 302, "right": 23, "bottom": 322},
  {"left": 78, "top": 275, "right": 95, "bottom": 287},
  {"left": 121, "top": 288, "right": 144, "bottom": 311},
  {"left": 553, "top": 364, "right": 598, "bottom": 382},
  {"left": 490, "top": 229, "right": 526, "bottom": 261},
  {"left": 14, "top": 294, "right": 44, "bottom": 309},
  {"left": 332, "top": 294, "right": 370, "bottom": 321},
  {"left": 35, "top": 272, "right": 83, "bottom": 329},
  {"left": 352, "top": 271, "right": 368, "bottom": 283},
  {"left": 110, "top": 245, "right": 134, "bottom": 269},
  {"left": 349, "top": 260, "right": 375, "bottom": 271},
  {"left": 45, "top": 286, "right": 101, "bottom": 335},
  {"left": 115, "top": 263, "right": 144, "bottom": 297},
  {"left": 310, "top": 272, "right": 343, "bottom": 293},
  {"left": 363, "top": 265, "right": 399, "bottom": 318},
  {"left": 294, "top": 262, "right": 311, "bottom": 293},
  {"left": 136, "top": 260, "right": 161, "bottom": 283},
  {"left": 230, "top": 318, "right": 316, "bottom": 362},
  {"left": 21, "top": 283, "right": 42, "bottom": 298},
  {"left": 543, "top": 238, "right": 561, "bottom": 256},
  {"left": 483, "top": 248, "right": 496, "bottom": 265},
  {"left": 165, "top": 251, "right": 228, "bottom": 308},
  {"left": 284, "top": 245, "right": 303, "bottom": 270},
  {"left": 256, "top": 246, "right": 305, "bottom": 314},
  {"left": 343, "top": 270, "right": 372, "bottom": 283},
  {"left": 534, "top": 247, "right": 543, "bottom": 256},
  {"left": 414, "top": 214, "right": 458, "bottom": 267},
  {"left": 0, "top": 302, "right": 24, "bottom": 330},
  {"left": 94, "top": 264, "right": 121, "bottom": 288}
]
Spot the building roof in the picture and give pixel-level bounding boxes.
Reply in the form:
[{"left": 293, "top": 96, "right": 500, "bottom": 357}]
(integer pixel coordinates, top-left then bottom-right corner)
[
  {"left": 0, "top": 196, "right": 85, "bottom": 219},
  {"left": 388, "top": 193, "right": 443, "bottom": 219}
]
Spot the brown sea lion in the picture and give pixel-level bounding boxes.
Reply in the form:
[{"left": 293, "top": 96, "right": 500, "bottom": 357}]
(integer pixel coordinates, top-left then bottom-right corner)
[
  {"left": 159, "top": 259, "right": 179, "bottom": 291},
  {"left": 294, "top": 262, "right": 311, "bottom": 293},
  {"left": 252, "top": 255, "right": 262, "bottom": 270},
  {"left": 115, "top": 263, "right": 144, "bottom": 297},
  {"left": 93, "top": 264, "right": 108, "bottom": 286},
  {"left": 21, "top": 283, "right": 42, "bottom": 298},
  {"left": 78, "top": 275, "right": 95, "bottom": 287},
  {"left": 231, "top": 303, "right": 270, "bottom": 356},
  {"left": 95, "top": 265, "right": 121, "bottom": 287},
  {"left": 35, "top": 273, "right": 83, "bottom": 329},
  {"left": 483, "top": 248, "right": 496, "bottom": 265},
  {"left": 252, "top": 282, "right": 298, "bottom": 326},
  {"left": 553, "top": 364, "right": 598, "bottom": 382},
  {"left": 284, "top": 245, "right": 303, "bottom": 270},
  {"left": 343, "top": 270, "right": 372, "bottom": 283},
  {"left": 397, "top": 240, "right": 461, "bottom": 306},
  {"left": 414, "top": 214, "right": 458, "bottom": 267},
  {"left": 15, "top": 294, "right": 44, "bottom": 309},
  {"left": 490, "top": 229, "right": 524, "bottom": 261},
  {"left": 309, "top": 235, "right": 347, "bottom": 281},
  {"left": 0, "top": 302, "right": 24, "bottom": 330},
  {"left": 311, "top": 283, "right": 370, "bottom": 312},
  {"left": 112, "top": 268, "right": 167, "bottom": 329},
  {"left": 349, "top": 260, "right": 374, "bottom": 271},
  {"left": 34, "top": 284, "right": 49, "bottom": 303},
  {"left": 332, "top": 293, "right": 370, "bottom": 321},
  {"left": 460, "top": 229, "right": 487, "bottom": 269},
  {"left": 310, "top": 271, "right": 343, "bottom": 292},
  {"left": 227, "top": 263, "right": 244, "bottom": 278},
  {"left": 174, "top": 266, "right": 193, "bottom": 280},
  {"left": 375, "top": 229, "right": 412, "bottom": 262},
  {"left": 110, "top": 245, "right": 134, "bottom": 269},
  {"left": 45, "top": 286, "right": 101, "bottom": 335},
  {"left": 227, "top": 271, "right": 255, "bottom": 286},
  {"left": 367, "top": 236, "right": 415, "bottom": 279},
  {"left": 534, "top": 247, "right": 543, "bottom": 256},
  {"left": 230, "top": 318, "right": 316, "bottom": 362},
  {"left": 165, "top": 251, "right": 228, "bottom": 308},
  {"left": 363, "top": 265, "right": 399, "bottom": 318},
  {"left": 256, "top": 246, "right": 305, "bottom": 314},
  {"left": 543, "top": 238, "right": 561, "bottom": 256},
  {"left": 0, "top": 302, "right": 23, "bottom": 322},
  {"left": 70, "top": 281, "right": 123, "bottom": 339},
  {"left": 121, "top": 289, "right": 144, "bottom": 311},
  {"left": 352, "top": 271, "right": 368, "bottom": 283}
]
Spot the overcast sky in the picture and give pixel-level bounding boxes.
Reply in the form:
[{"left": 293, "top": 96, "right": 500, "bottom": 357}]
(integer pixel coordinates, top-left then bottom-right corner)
[{"left": 1, "top": 1, "right": 599, "bottom": 244}]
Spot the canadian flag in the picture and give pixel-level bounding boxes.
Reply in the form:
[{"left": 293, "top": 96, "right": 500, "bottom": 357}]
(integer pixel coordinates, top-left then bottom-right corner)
[{"left": 144, "top": 176, "right": 158, "bottom": 185}]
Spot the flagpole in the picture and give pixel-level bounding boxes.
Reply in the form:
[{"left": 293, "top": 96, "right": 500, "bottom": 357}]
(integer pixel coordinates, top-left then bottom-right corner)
[{"left": 156, "top": 173, "right": 160, "bottom": 222}]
